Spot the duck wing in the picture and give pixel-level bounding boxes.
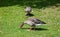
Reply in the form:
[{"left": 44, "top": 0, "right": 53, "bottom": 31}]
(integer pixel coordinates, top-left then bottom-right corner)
[{"left": 33, "top": 19, "right": 46, "bottom": 24}]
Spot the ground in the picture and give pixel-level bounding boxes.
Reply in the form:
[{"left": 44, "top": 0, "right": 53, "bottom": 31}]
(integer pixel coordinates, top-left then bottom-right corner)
[{"left": 0, "top": 2, "right": 60, "bottom": 37}]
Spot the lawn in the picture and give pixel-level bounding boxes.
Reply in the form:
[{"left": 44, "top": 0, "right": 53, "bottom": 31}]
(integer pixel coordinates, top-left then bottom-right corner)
[{"left": 0, "top": 0, "right": 60, "bottom": 37}]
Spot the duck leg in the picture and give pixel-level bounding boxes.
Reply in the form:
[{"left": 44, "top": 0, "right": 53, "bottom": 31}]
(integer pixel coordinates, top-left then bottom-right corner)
[{"left": 29, "top": 25, "right": 36, "bottom": 31}]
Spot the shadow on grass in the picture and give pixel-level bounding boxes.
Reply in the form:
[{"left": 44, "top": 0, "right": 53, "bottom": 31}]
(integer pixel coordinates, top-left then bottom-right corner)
[
  {"left": 0, "top": 0, "right": 60, "bottom": 8},
  {"left": 21, "top": 28, "right": 48, "bottom": 31},
  {"left": 26, "top": 13, "right": 34, "bottom": 17}
]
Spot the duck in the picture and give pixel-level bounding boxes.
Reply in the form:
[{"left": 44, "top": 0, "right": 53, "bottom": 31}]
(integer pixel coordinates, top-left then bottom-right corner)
[
  {"left": 20, "top": 17, "right": 46, "bottom": 31},
  {"left": 24, "top": 6, "right": 32, "bottom": 16}
]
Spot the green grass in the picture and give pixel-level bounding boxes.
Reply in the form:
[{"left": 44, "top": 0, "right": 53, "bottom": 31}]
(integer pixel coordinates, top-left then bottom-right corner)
[{"left": 0, "top": 5, "right": 60, "bottom": 37}]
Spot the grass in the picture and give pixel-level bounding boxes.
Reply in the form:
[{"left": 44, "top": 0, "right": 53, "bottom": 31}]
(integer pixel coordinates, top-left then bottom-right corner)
[{"left": 0, "top": 4, "right": 60, "bottom": 37}]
